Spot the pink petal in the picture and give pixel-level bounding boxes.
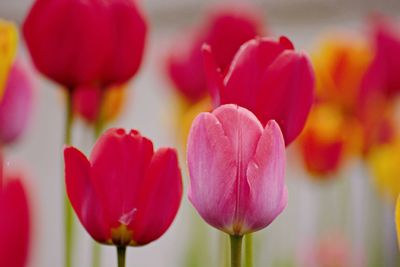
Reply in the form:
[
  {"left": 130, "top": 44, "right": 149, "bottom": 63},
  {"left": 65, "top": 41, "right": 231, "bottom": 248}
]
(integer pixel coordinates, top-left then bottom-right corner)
[
  {"left": 89, "top": 128, "right": 153, "bottom": 228},
  {"left": 0, "top": 178, "right": 30, "bottom": 267},
  {"left": 64, "top": 147, "right": 109, "bottom": 242},
  {"left": 0, "top": 61, "right": 33, "bottom": 144},
  {"left": 129, "top": 148, "right": 182, "bottom": 245},
  {"left": 244, "top": 120, "right": 287, "bottom": 232},
  {"left": 256, "top": 51, "right": 315, "bottom": 145},
  {"left": 187, "top": 104, "right": 263, "bottom": 234}
]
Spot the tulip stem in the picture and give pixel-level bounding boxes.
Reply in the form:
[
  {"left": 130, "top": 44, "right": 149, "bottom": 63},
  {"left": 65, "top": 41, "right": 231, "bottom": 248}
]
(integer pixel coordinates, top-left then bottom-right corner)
[
  {"left": 230, "top": 235, "right": 243, "bottom": 267},
  {"left": 64, "top": 90, "right": 74, "bottom": 267},
  {"left": 244, "top": 234, "right": 253, "bottom": 267},
  {"left": 94, "top": 88, "right": 105, "bottom": 138},
  {"left": 117, "top": 246, "right": 126, "bottom": 267},
  {"left": 92, "top": 242, "right": 101, "bottom": 267}
]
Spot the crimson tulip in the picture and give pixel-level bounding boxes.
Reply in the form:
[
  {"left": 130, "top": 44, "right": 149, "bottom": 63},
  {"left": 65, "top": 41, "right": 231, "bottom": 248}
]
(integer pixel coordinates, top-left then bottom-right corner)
[
  {"left": 187, "top": 104, "right": 287, "bottom": 236},
  {"left": 166, "top": 7, "right": 264, "bottom": 102},
  {"left": 64, "top": 128, "right": 182, "bottom": 262},
  {"left": 203, "top": 36, "right": 315, "bottom": 145},
  {"left": 0, "top": 156, "right": 31, "bottom": 267},
  {"left": 73, "top": 84, "right": 125, "bottom": 125},
  {"left": 23, "top": 0, "right": 147, "bottom": 89},
  {"left": 0, "top": 60, "right": 33, "bottom": 145}
]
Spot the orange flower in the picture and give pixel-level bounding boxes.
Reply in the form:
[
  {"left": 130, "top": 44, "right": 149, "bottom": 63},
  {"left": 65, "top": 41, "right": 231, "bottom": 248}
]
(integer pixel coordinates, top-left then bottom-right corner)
[{"left": 0, "top": 19, "right": 17, "bottom": 99}]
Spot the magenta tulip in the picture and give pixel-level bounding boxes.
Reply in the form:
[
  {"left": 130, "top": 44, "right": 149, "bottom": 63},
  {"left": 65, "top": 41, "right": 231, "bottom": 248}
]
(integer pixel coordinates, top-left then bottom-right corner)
[
  {"left": 166, "top": 6, "right": 264, "bottom": 102},
  {"left": 203, "top": 36, "right": 315, "bottom": 145},
  {"left": 0, "top": 156, "right": 31, "bottom": 267},
  {"left": 0, "top": 60, "right": 33, "bottom": 145},
  {"left": 64, "top": 128, "right": 182, "bottom": 247},
  {"left": 187, "top": 104, "right": 287, "bottom": 236}
]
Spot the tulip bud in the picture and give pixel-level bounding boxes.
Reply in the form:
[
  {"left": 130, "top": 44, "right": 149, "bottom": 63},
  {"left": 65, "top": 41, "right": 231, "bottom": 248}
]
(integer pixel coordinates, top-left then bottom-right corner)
[
  {"left": 187, "top": 104, "right": 287, "bottom": 236},
  {"left": 203, "top": 37, "right": 315, "bottom": 145},
  {"left": 64, "top": 128, "right": 183, "bottom": 247}
]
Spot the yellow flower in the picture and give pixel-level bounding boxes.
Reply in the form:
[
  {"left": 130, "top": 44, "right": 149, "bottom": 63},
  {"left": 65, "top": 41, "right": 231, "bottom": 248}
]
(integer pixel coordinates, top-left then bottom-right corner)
[
  {"left": 0, "top": 19, "right": 18, "bottom": 99},
  {"left": 312, "top": 33, "right": 372, "bottom": 113},
  {"left": 368, "top": 140, "right": 400, "bottom": 200}
]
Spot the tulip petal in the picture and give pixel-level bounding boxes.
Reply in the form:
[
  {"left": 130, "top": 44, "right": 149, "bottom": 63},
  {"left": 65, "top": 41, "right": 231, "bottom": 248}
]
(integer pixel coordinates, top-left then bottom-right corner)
[
  {"left": 103, "top": 0, "right": 147, "bottom": 84},
  {"left": 89, "top": 128, "right": 153, "bottom": 228},
  {"left": 129, "top": 148, "right": 182, "bottom": 245},
  {"left": 64, "top": 147, "right": 109, "bottom": 242},
  {"left": 244, "top": 120, "right": 287, "bottom": 232},
  {"left": 202, "top": 44, "right": 225, "bottom": 107},
  {"left": 0, "top": 179, "right": 30, "bottom": 267},
  {"left": 222, "top": 38, "right": 290, "bottom": 109},
  {"left": 187, "top": 104, "right": 264, "bottom": 234},
  {"left": 256, "top": 51, "right": 315, "bottom": 145}
]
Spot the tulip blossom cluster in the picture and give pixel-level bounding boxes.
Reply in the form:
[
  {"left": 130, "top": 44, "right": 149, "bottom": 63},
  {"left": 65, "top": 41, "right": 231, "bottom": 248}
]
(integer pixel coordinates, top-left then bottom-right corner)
[{"left": 297, "top": 18, "right": 400, "bottom": 180}]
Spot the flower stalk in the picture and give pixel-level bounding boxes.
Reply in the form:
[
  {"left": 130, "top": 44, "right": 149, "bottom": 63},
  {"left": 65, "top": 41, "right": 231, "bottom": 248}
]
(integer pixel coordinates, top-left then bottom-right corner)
[
  {"left": 117, "top": 246, "right": 126, "bottom": 267},
  {"left": 230, "top": 235, "right": 243, "bottom": 267},
  {"left": 64, "top": 90, "right": 74, "bottom": 267}
]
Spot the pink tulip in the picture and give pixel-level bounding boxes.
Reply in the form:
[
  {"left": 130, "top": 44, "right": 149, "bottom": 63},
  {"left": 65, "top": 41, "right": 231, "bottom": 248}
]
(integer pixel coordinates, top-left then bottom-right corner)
[
  {"left": 0, "top": 60, "right": 33, "bottom": 145},
  {"left": 64, "top": 128, "right": 182, "bottom": 246},
  {"left": 187, "top": 104, "right": 287, "bottom": 235},
  {"left": 203, "top": 37, "right": 315, "bottom": 145},
  {"left": 0, "top": 156, "right": 31, "bottom": 267},
  {"left": 166, "top": 6, "right": 264, "bottom": 102}
]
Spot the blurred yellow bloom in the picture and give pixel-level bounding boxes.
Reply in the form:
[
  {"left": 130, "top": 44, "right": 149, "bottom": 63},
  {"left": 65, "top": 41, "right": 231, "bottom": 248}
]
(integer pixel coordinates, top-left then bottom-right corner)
[
  {"left": 368, "top": 140, "right": 400, "bottom": 200},
  {"left": 175, "top": 96, "right": 211, "bottom": 148},
  {"left": 0, "top": 19, "right": 18, "bottom": 99},
  {"left": 312, "top": 33, "right": 372, "bottom": 113},
  {"left": 102, "top": 84, "right": 126, "bottom": 123}
]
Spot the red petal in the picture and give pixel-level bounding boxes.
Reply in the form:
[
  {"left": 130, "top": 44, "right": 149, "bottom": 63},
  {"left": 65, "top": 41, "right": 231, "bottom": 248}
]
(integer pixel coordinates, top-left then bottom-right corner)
[
  {"left": 202, "top": 44, "right": 225, "bottom": 107},
  {"left": 256, "top": 51, "right": 315, "bottom": 145},
  {"left": 89, "top": 128, "right": 153, "bottom": 228},
  {"left": 0, "top": 178, "right": 30, "bottom": 267},
  {"left": 64, "top": 146, "right": 110, "bottom": 243},
  {"left": 102, "top": 0, "right": 147, "bottom": 84},
  {"left": 222, "top": 38, "right": 288, "bottom": 110},
  {"left": 129, "top": 148, "right": 182, "bottom": 245}
]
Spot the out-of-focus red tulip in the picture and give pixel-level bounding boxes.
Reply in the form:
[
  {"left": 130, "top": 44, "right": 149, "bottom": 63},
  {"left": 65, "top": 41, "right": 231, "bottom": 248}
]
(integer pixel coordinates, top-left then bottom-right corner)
[
  {"left": 0, "top": 60, "right": 33, "bottom": 145},
  {"left": 187, "top": 104, "right": 287, "bottom": 235},
  {"left": 0, "top": 156, "right": 31, "bottom": 267},
  {"left": 357, "top": 17, "right": 400, "bottom": 153},
  {"left": 73, "top": 84, "right": 126, "bottom": 125},
  {"left": 64, "top": 128, "right": 182, "bottom": 246},
  {"left": 298, "top": 104, "right": 346, "bottom": 177},
  {"left": 166, "top": 7, "right": 264, "bottom": 103},
  {"left": 23, "top": 0, "right": 147, "bottom": 90},
  {"left": 203, "top": 37, "right": 315, "bottom": 145}
]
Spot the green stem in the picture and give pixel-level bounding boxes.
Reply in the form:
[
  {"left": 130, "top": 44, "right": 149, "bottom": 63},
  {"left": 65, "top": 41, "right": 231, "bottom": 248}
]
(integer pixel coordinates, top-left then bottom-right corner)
[
  {"left": 94, "top": 88, "right": 105, "bottom": 138},
  {"left": 117, "top": 246, "right": 126, "bottom": 267},
  {"left": 91, "top": 90, "right": 105, "bottom": 267},
  {"left": 230, "top": 235, "right": 243, "bottom": 267},
  {"left": 92, "top": 243, "right": 101, "bottom": 267},
  {"left": 244, "top": 234, "right": 253, "bottom": 267},
  {"left": 64, "top": 90, "right": 74, "bottom": 267}
]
